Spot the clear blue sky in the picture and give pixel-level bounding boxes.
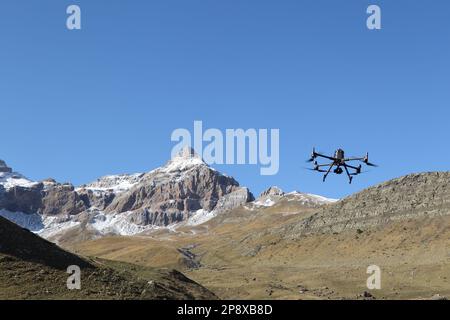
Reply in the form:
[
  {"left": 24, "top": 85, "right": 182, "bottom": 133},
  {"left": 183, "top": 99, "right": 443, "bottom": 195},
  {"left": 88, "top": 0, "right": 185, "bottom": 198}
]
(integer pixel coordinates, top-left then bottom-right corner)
[{"left": 1, "top": 1, "right": 449, "bottom": 199}]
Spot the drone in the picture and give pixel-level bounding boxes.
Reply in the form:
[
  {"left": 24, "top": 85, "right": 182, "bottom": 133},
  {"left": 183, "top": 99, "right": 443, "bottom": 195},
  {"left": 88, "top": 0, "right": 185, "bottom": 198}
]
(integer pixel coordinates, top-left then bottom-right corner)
[{"left": 306, "top": 148, "right": 377, "bottom": 184}]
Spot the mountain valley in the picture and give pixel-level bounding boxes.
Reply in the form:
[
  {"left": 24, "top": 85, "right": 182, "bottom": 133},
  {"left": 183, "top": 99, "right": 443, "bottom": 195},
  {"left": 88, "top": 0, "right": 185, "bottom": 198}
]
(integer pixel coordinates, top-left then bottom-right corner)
[{"left": 1, "top": 156, "right": 449, "bottom": 300}]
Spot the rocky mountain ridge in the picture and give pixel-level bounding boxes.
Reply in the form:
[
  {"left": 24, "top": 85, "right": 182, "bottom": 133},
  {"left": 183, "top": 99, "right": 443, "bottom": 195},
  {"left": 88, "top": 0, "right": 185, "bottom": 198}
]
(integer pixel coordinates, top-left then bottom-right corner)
[
  {"left": 0, "top": 150, "right": 257, "bottom": 237},
  {"left": 282, "top": 172, "right": 450, "bottom": 238}
]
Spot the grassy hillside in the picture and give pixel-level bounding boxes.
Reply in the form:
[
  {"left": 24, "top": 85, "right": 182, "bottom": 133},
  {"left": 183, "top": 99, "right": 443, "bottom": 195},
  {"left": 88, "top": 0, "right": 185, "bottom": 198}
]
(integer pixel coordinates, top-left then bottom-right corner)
[{"left": 0, "top": 216, "right": 216, "bottom": 300}]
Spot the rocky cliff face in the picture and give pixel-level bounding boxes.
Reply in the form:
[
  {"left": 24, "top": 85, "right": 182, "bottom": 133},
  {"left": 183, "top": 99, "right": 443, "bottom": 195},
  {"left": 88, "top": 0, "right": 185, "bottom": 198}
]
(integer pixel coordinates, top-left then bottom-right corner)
[
  {"left": 283, "top": 172, "right": 450, "bottom": 238},
  {"left": 0, "top": 163, "right": 88, "bottom": 217},
  {"left": 40, "top": 183, "right": 88, "bottom": 216},
  {"left": 212, "top": 187, "right": 255, "bottom": 215},
  {"left": 76, "top": 173, "right": 145, "bottom": 210},
  {"left": 0, "top": 184, "right": 43, "bottom": 214},
  {"left": 259, "top": 186, "right": 285, "bottom": 197},
  {"left": 102, "top": 150, "right": 252, "bottom": 226},
  {"left": 0, "top": 162, "right": 42, "bottom": 214}
]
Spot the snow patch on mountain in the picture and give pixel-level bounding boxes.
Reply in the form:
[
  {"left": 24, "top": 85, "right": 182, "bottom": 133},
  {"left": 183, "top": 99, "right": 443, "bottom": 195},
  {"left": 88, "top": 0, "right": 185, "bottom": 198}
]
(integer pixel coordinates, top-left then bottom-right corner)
[
  {"left": 87, "top": 211, "right": 161, "bottom": 236},
  {"left": 0, "top": 208, "right": 161, "bottom": 238},
  {"left": 37, "top": 216, "right": 81, "bottom": 239},
  {"left": 286, "top": 191, "right": 338, "bottom": 205},
  {"left": 253, "top": 187, "right": 338, "bottom": 209},
  {"left": 0, "top": 172, "right": 37, "bottom": 190},
  {"left": 254, "top": 198, "right": 276, "bottom": 207},
  {"left": 0, "top": 209, "right": 80, "bottom": 238},
  {"left": 186, "top": 209, "right": 215, "bottom": 226},
  {"left": 153, "top": 146, "right": 228, "bottom": 178},
  {"left": 0, "top": 209, "right": 44, "bottom": 231},
  {"left": 160, "top": 154, "right": 206, "bottom": 174},
  {"left": 77, "top": 173, "right": 144, "bottom": 194}
]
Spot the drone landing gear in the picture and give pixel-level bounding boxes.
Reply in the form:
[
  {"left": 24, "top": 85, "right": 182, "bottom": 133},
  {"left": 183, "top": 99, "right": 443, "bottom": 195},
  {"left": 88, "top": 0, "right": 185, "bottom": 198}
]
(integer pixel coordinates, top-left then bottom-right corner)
[
  {"left": 344, "top": 164, "right": 353, "bottom": 184},
  {"left": 322, "top": 164, "right": 334, "bottom": 182}
]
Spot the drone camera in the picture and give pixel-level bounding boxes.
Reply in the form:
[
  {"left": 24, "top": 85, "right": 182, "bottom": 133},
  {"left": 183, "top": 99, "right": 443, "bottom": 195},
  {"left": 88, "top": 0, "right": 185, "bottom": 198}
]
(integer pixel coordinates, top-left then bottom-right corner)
[{"left": 334, "top": 167, "right": 343, "bottom": 174}]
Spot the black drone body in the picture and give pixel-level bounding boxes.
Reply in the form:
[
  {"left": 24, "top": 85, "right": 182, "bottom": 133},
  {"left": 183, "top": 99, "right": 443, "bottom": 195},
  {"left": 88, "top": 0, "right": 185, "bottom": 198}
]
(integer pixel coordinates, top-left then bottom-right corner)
[{"left": 307, "top": 148, "right": 377, "bottom": 184}]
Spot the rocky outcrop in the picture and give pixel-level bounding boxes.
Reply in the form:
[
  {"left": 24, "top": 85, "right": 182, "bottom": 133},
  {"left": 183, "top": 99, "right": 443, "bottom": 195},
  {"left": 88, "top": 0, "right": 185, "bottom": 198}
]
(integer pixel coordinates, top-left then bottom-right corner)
[
  {"left": 77, "top": 189, "right": 116, "bottom": 211},
  {"left": 259, "top": 186, "right": 285, "bottom": 197},
  {"left": 75, "top": 174, "right": 145, "bottom": 211},
  {"left": 40, "top": 183, "right": 88, "bottom": 216},
  {"left": 212, "top": 187, "right": 255, "bottom": 215},
  {"left": 0, "top": 160, "right": 41, "bottom": 213},
  {"left": 0, "top": 160, "right": 12, "bottom": 173},
  {"left": 0, "top": 183, "right": 43, "bottom": 214},
  {"left": 0, "top": 161, "right": 86, "bottom": 216},
  {"left": 284, "top": 172, "right": 450, "bottom": 237},
  {"left": 0, "top": 180, "right": 87, "bottom": 217}
]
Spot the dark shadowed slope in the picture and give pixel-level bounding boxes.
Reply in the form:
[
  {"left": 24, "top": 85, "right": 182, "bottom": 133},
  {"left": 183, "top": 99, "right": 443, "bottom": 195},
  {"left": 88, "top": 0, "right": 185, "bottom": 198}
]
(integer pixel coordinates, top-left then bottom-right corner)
[
  {"left": 0, "top": 216, "right": 216, "bottom": 300},
  {"left": 0, "top": 216, "right": 91, "bottom": 269}
]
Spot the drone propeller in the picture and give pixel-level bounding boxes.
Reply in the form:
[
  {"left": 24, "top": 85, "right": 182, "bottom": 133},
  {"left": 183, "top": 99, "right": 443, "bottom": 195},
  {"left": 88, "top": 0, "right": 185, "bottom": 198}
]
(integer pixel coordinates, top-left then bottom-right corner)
[
  {"left": 350, "top": 170, "right": 370, "bottom": 176},
  {"left": 306, "top": 147, "right": 315, "bottom": 162},
  {"left": 365, "top": 162, "right": 378, "bottom": 167},
  {"left": 361, "top": 152, "right": 378, "bottom": 167},
  {"left": 306, "top": 147, "right": 322, "bottom": 162},
  {"left": 303, "top": 167, "right": 328, "bottom": 173}
]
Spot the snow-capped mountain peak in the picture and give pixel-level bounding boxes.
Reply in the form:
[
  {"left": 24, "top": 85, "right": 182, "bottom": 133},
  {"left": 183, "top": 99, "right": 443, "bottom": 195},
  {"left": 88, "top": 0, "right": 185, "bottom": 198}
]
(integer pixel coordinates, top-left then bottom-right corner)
[
  {"left": 0, "top": 160, "right": 37, "bottom": 190},
  {"left": 253, "top": 186, "right": 338, "bottom": 208},
  {"left": 159, "top": 147, "right": 206, "bottom": 173}
]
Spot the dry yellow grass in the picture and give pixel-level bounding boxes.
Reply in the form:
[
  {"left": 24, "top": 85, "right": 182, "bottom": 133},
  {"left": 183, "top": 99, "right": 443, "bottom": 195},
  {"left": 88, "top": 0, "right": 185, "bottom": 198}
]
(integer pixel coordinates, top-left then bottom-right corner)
[{"left": 70, "top": 203, "right": 450, "bottom": 300}]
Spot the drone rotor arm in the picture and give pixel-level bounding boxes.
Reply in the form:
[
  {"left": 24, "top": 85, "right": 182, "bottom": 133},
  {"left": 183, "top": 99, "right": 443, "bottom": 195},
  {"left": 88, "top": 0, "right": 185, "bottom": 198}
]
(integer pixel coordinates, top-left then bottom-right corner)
[
  {"left": 314, "top": 153, "right": 337, "bottom": 161},
  {"left": 344, "top": 156, "right": 378, "bottom": 167},
  {"left": 343, "top": 163, "right": 359, "bottom": 170},
  {"left": 316, "top": 163, "right": 334, "bottom": 168},
  {"left": 343, "top": 157, "right": 365, "bottom": 162},
  {"left": 305, "top": 168, "right": 328, "bottom": 173}
]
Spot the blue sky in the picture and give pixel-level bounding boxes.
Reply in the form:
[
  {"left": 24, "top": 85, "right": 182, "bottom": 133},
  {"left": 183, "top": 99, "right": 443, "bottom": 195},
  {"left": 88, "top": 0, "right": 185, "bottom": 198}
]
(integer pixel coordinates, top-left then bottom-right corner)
[{"left": 1, "top": 0, "right": 449, "bottom": 199}]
